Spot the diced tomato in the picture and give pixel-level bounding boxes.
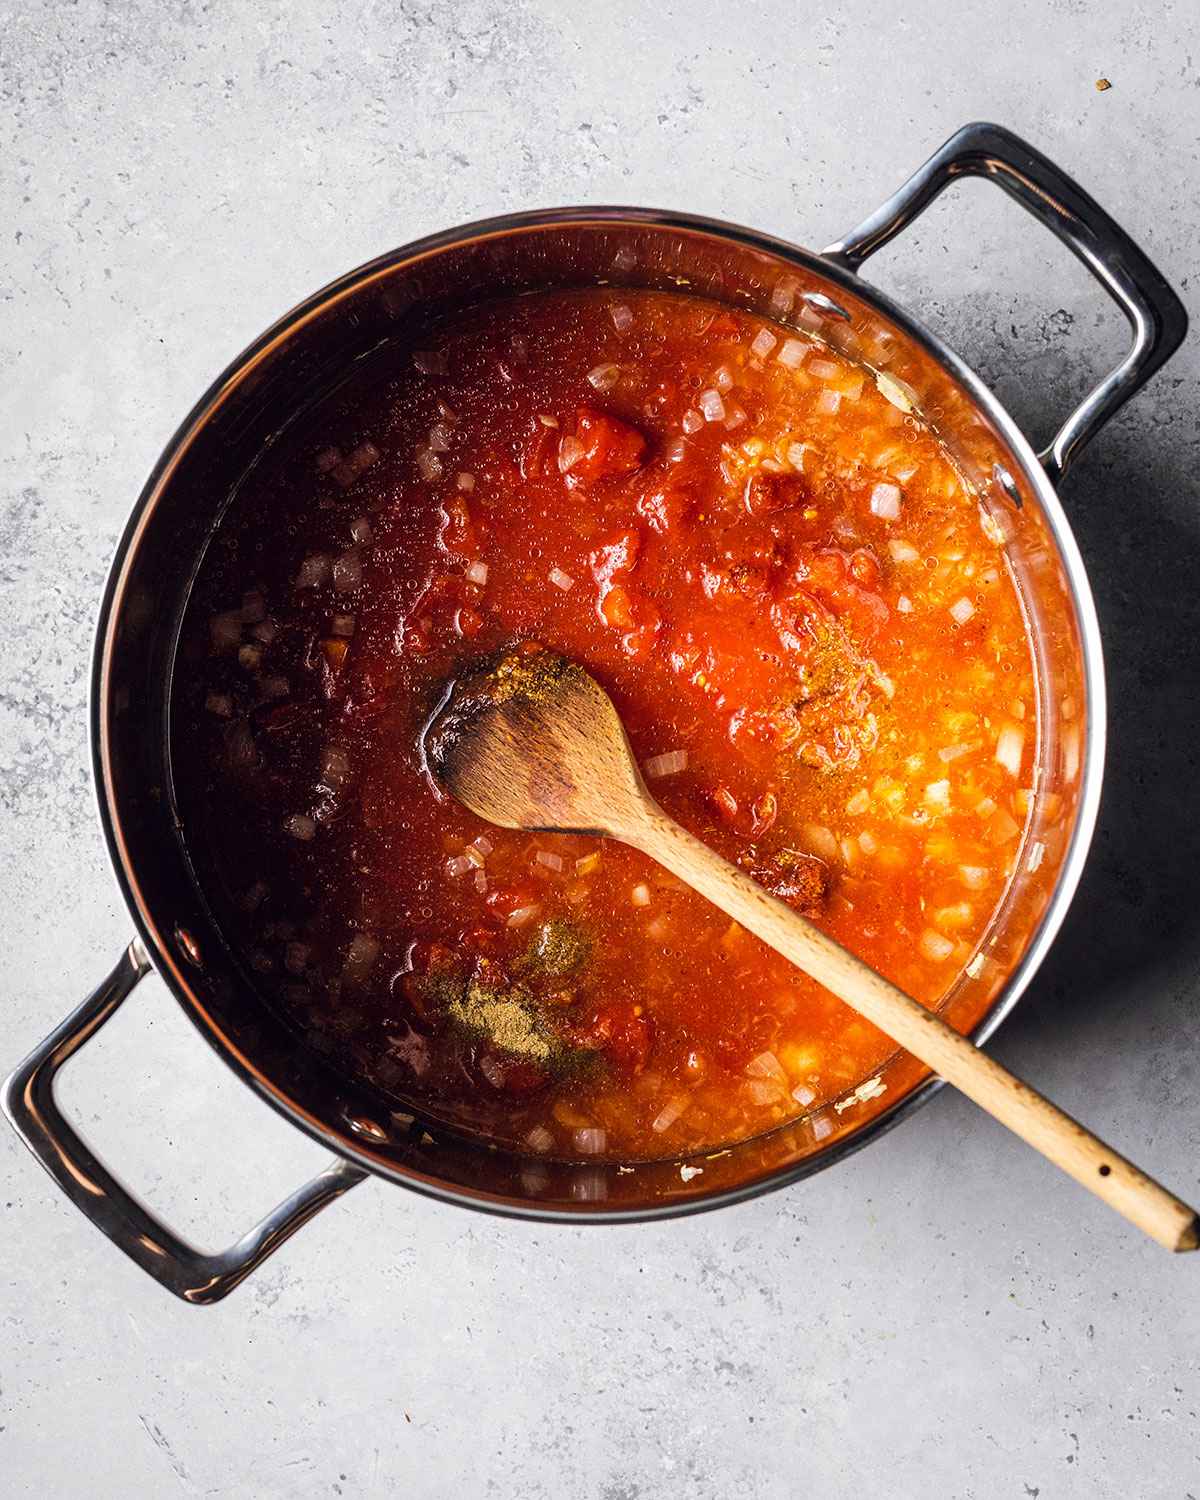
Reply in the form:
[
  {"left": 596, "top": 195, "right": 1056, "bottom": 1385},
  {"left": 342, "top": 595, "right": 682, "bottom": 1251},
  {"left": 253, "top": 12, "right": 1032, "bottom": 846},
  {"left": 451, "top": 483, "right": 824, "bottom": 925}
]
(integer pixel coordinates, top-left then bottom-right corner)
[
  {"left": 437, "top": 497, "right": 478, "bottom": 558},
  {"left": 744, "top": 471, "right": 809, "bottom": 517},
  {"left": 483, "top": 881, "right": 541, "bottom": 924},
  {"left": 569, "top": 406, "right": 647, "bottom": 483},
  {"left": 521, "top": 421, "right": 559, "bottom": 481},
  {"left": 746, "top": 850, "right": 830, "bottom": 913},
  {"left": 848, "top": 547, "right": 881, "bottom": 589},
  {"left": 590, "top": 527, "right": 642, "bottom": 583},
  {"left": 454, "top": 605, "right": 484, "bottom": 638},
  {"left": 637, "top": 481, "right": 694, "bottom": 535},
  {"left": 569, "top": 1002, "right": 655, "bottom": 1074},
  {"left": 600, "top": 582, "right": 636, "bottom": 630},
  {"left": 706, "top": 784, "right": 777, "bottom": 837},
  {"left": 402, "top": 573, "right": 463, "bottom": 653},
  {"left": 709, "top": 785, "right": 740, "bottom": 827},
  {"left": 478, "top": 1050, "right": 549, "bottom": 1095}
]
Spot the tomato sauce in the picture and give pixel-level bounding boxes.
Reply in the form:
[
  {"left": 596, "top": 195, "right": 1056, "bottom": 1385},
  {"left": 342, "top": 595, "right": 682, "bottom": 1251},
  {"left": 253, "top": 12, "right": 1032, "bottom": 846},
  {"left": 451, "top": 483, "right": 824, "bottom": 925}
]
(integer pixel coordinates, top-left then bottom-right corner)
[{"left": 176, "top": 289, "right": 1037, "bottom": 1160}]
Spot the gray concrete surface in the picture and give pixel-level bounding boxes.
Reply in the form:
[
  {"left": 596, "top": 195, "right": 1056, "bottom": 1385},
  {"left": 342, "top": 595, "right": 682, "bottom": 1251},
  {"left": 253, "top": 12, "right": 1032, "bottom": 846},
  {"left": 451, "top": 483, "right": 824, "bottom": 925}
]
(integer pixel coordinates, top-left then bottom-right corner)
[{"left": 3, "top": 3, "right": 1199, "bottom": 1496}]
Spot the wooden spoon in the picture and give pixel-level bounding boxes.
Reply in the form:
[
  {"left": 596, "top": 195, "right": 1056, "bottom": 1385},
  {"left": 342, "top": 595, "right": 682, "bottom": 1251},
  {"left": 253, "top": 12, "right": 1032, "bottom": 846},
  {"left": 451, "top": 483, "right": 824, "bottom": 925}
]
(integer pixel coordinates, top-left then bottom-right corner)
[{"left": 424, "top": 643, "right": 1199, "bottom": 1252}]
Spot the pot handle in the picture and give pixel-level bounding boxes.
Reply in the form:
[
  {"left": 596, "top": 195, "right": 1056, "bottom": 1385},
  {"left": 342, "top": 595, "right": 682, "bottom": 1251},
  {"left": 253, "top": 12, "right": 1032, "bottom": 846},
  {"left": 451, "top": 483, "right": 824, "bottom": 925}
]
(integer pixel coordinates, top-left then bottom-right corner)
[
  {"left": 2, "top": 940, "right": 368, "bottom": 1304},
  {"left": 823, "top": 120, "right": 1188, "bottom": 483}
]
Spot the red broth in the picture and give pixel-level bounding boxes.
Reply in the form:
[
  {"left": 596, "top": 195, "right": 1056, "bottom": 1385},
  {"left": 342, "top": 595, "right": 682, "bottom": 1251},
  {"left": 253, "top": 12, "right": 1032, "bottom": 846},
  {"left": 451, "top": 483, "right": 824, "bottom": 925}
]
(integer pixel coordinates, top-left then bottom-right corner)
[{"left": 175, "top": 289, "right": 1036, "bottom": 1160}]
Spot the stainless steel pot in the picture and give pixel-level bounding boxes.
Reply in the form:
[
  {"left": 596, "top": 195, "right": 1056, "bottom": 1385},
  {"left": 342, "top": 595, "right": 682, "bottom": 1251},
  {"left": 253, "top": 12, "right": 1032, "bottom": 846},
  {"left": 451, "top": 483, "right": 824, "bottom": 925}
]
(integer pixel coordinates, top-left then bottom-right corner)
[{"left": 5, "top": 123, "right": 1186, "bottom": 1302}]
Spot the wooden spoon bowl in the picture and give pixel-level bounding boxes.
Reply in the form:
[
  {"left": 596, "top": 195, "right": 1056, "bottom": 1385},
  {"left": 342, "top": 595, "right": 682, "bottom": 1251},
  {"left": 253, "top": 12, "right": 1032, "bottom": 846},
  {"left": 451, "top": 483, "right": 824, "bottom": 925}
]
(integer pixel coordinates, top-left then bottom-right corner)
[{"left": 426, "top": 641, "right": 1199, "bottom": 1252}]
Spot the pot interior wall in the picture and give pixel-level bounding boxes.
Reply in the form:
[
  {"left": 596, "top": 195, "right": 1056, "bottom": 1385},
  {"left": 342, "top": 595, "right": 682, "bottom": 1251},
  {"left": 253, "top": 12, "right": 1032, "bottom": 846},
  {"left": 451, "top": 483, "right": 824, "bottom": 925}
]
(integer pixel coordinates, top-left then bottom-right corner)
[{"left": 97, "top": 216, "right": 1091, "bottom": 1216}]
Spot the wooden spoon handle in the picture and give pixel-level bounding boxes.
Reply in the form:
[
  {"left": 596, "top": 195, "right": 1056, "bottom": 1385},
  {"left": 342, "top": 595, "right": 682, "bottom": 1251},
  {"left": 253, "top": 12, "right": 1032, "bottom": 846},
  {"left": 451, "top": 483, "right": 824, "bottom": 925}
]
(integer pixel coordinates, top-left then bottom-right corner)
[{"left": 636, "top": 806, "right": 1199, "bottom": 1252}]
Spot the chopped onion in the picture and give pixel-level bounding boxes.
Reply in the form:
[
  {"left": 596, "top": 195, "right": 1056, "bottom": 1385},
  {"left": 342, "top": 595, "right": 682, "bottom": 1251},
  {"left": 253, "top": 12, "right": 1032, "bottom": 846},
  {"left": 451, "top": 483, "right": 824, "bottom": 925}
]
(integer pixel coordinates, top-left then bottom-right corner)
[
  {"left": 842, "top": 371, "right": 866, "bottom": 401},
  {"left": 815, "top": 389, "right": 842, "bottom": 416},
  {"left": 472, "top": 835, "right": 494, "bottom": 857},
  {"left": 330, "top": 441, "right": 381, "bottom": 489},
  {"left": 557, "top": 435, "right": 585, "bottom": 473},
  {"left": 631, "top": 883, "right": 651, "bottom": 907},
  {"left": 548, "top": 566, "right": 575, "bottom": 591},
  {"left": 333, "top": 548, "right": 362, "bottom": 593},
  {"left": 776, "top": 338, "right": 807, "bottom": 369},
  {"left": 525, "top": 1126, "right": 554, "bottom": 1154},
  {"left": 320, "top": 745, "right": 351, "bottom": 789},
  {"left": 745, "top": 1051, "right": 787, "bottom": 1083},
  {"left": 769, "top": 281, "right": 796, "bottom": 316},
  {"left": 713, "top": 364, "right": 734, "bottom": 394},
  {"left": 845, "top": 788, "right": 870, "bottom": 816},
  {"left": 681, "top": 408, "right": 704, "bottom": 434},
  {"left": 747, "top": 1079, "right": 786, "bottom": 1105},
  {"left": 995, "top": 724, "right": 1025, "bottom": 777},
  {"left": 812, "top": 1115, "right": 833, "bottom": 1141},
  {"left": 331, "top": 612, "right": 356, "bottom": 637},
  {"left": 965, "top": 952, "right": 987, "bottom": 979},
  {"left": 791, "top": 1083, "right": 816, "bottom": 1107},
  {"left": 474, "top": 868, "right": 487, "bottom": 893},
  {"left": 869, "top": 482, "right": 902, "bottom": 520},
  {"left": 210, "top": 609, "right": 243, "bottom": 649},
  {"left": 888, "top": 539, "right": 920, "bottom": 564},
  {"left": 466, "top": 560, "right": 489, "bottom": 586},
  {"left": 786, "top": 442, "right": 808, "bottom": 471},
  {"left": 1027, "top": 840, "right": 1046, "bottom": 873},
  {"left": 350, "top": 516, "right": 373, "bottom": 545},
  {"left": 538, "top": 413, "right": 559, "bottom": 428},
  {"left": 506, "top": 904, "right": 541, "bottom": 927},
  {"left": 988, "top": 808, "right": 1022, "bottom": 844},
  {"left": 283, "top": 813, "right": 316, "bottom": 841},
  {"left": 896, "top": 595, "right": 913, "bottom": 613},
  {"left": 296, "top": 553, "right": 331, "bottom": 589},
  {"left": 699, "top": 389, "right": 725, "bottom": 423},
  {"left": 610, "top": 302, "right": 634, "bottom": 332},
  {"left": 949, "top": 596, "right": 975, "bottom": 625},
  {"left": 315, "top": 446, "right": 341, "bottom": 473},
  {"left": 919, "top": 928, "right": 955, "bottom": 962},
  {"left": 427, "top": 421, "right": 453, "bottom": 453},
  {"left": 959, "top": 865, "right": 990, "bottom": 889},
  {"left": 445, "top": 854, "right": 474, "bottom": 879},
  {"left": 938, "top": 742, "right": 976, "bottom": 763},
  {"left": 238, "top": 643, "right": 263, "bottom": 672},
  {"left": 415, "top": 448, "right": 443, "bottom": 482},
  {"left": 463, "top": 845, "right": 486, "bottom": 870},
  {"left": 643, "top": 749, "right": 688, "bottom": 779},
  {"left": 205, "top": 692, "right": 233, "bottom": 718},
  {"left": 750, "top": 327, "right": 777, "bottom": 359},
  {"left": 456, "top": 471, "right": 476, "bottom": 491},
  {"left": 535, "top": 850, "right": 565, "bottom": 873},
  {"left": 587, "top": 363, "right": 620, "bottom": 392},
  {"left": 575, "top": 852, "right": 600, "bottom": 876},
  {"left": 804, "top": 823, "right": 839, "bottom": 862},
  {"left": 808, "top": 357, "right": 840, "bottom": 381},
  {"left": 924, "top": 779, "right": 950, "bottom": 810},
  {"left": 723, "top": 403, "right": 747, "bottom": 431},
  {"left": 858, "top": 830, "right": 878, "bottom": 856},
  {"left": 573, "top": 1127, "right": 606, "bottom": 1155},
  {"left": 652, "top": 1096, "right": 690, "bottom": 1133},
  {"left": 343, "top": 933, "right": 380, "bottom": 984}
]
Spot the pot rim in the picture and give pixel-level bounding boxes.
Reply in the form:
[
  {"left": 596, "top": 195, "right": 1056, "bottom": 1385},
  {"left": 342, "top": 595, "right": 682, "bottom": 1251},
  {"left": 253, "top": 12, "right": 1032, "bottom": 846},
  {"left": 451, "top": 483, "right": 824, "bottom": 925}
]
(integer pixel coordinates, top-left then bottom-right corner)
[{"left": 89, "top": 204, "right": 1106, "bottom": 1222}]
